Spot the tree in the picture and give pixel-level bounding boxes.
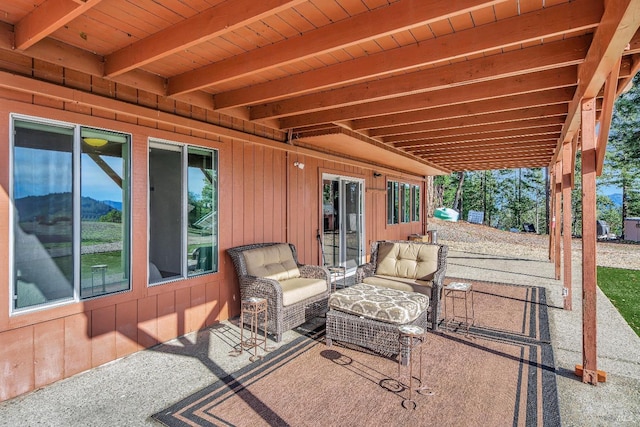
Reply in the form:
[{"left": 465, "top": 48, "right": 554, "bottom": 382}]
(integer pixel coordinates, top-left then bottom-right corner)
[
  {"left": 433, "top": 174, "right": 457, "bottom": 208},
  {"left": 600, "top": 73, "right": 640, "bottom": 238},
  {"left": 452, "top": 171, "right": 465, "bottom": 212},
  {"left": 99, "top": 209, "right": 121, "bottom": 223}
]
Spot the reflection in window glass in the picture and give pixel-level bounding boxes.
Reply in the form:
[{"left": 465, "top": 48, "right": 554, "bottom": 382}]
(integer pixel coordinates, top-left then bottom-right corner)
[
  {"left": 13, "top": 120, "right": 75, "bottom": 309},
  {"left": 387, "top": 181, "right": 399, "bottom": 225},
  {"left": 149, "top": 143, "right": 183, "bottom": 282},
  {"left": 12, "top": 119, "right": 131, "bottom": 311},
  {"left": 80, "top": 128, "right": 130, "bottom": 298},
  {"left": 413, "top": 185, "right": 420, "bottom": 222},
  {"left": 402, "top": 184, "right": 411, "bottom": 223},
  {"left": 187, "top": 148, "right": 217, "bottom": 276}
]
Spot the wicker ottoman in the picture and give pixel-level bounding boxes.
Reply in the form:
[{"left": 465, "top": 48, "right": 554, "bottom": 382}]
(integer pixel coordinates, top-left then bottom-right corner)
[{"left": 325, "top": 283, "right": 429, "bottom": 358}]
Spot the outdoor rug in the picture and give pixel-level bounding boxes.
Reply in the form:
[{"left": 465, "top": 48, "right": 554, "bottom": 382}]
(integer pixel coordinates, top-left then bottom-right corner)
[{"left": 153, "top": 279, "right": 560, "bottom": 427}]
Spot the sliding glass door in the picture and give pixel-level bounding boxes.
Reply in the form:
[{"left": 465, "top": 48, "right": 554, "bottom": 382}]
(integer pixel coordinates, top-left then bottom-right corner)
[{"left": 322, "top": 174, "right": 364, "bottom": 272}]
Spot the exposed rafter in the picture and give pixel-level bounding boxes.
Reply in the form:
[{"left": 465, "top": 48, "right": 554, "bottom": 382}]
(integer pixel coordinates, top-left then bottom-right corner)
[
  {"left": 213, "top": 0, "right": 602, "bottom": 109},
  {"left": 14, "top": 0, "right": 103, "bottom": 50},
  {"left": 167, "top": 0, "right": 504, "bottom": 96}
]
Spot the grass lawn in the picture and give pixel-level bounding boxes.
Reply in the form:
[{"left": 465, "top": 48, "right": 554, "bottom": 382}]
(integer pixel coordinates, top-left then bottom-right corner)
[{"left": 597, "top": 266, "right": 640, "bottom": 337}]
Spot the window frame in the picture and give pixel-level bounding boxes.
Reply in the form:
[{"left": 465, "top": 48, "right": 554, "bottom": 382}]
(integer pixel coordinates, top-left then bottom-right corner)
[
  {"left": 387, "top": 179, "right": 422, "bottom": 225},
  {"left": 401, "top": 183, "right": 411, "bottom": 223},
  {"left": 412, "top": 184, "right": 421, "bottom": 222},
  {"left": 147, "top": 138, "right": 219, "bottom": 286},
  {"left": 9, "top": 114, "right": 132, "bottom": 314},
  {"left": 387, "top": 180, "right": 400, "bottom": 225}
]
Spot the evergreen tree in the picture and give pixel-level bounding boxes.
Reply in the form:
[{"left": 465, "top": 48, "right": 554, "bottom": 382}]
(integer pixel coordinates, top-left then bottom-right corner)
[{"left": 600, "top": 73, "right": 640, "bottom": 238}]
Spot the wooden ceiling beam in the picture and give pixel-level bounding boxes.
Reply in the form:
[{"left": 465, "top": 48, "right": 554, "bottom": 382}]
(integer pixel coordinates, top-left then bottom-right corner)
[
  {"left": 433, "top": 151, "right": 552, "bottom": 164},
  {"left": 349, "top": 87, "right": 576, "bottom": 131},
  {"left": 437, "top": 160, "right": 549, "bottom": 171},
  {"left": 0, "top": 24, "right": 220, "bottom": 110},
  {"left": 14, "top": 0, "right": 103, "bottom": 50},
  {"left": 167, "top": 0, "right": 501, "bottom": 96},
  {"left": 105, "top": 0, "right": 306, "bottom": 77},
  {"left": 410, "top": 144, "right": 556, "bottom": 160},
  {"left": 280, "top": 71, "right": 576, "bottom": 129},
  {"left": 554, "top": 0, "right": 640, "bottom": 164},
  {"left": 396, "top": 129, "right": 560, "bottom": 149},
  {"left": 425, "top": 147, "right": 554, "bottom": 162},
  {"left": 407, "top": 138, "right": 557, "bottom": 154},
  {"left": 368, "top": 105, "right": 568, "bottom": 137},
  {"left": 213, "top": 0, "right": 602, "bottom": 109},
  {"left": 251, "top": 36, "right": 588, "bottom": 120},
  {"left": 386, "top": 120, "right": 563, "bottom": 144}
]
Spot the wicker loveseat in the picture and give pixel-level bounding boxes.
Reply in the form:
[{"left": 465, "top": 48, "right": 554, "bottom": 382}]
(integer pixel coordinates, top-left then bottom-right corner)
[
  {"left": 356, "top": 240, "right": 448, "bottom": 331},
  {"left": 227, "top": 242, "right": 331, "bottom": 342}
]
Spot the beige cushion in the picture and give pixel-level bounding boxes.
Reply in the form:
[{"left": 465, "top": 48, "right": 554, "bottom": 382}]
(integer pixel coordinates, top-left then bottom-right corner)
[
  {"left": 243, "top": 244, "right": 300, "bottom": 281},
  {"left": 375, "top": 242, "right": 439, "bottom": 280},
  {"left": 280, "top": 277, "right": 328, "bottom": 306},
  {"left": 363, "top": 275, "right": 433, "bottom": 296},
  {"left": 329, "top": 283, "right": 428, "bottom": 324}
]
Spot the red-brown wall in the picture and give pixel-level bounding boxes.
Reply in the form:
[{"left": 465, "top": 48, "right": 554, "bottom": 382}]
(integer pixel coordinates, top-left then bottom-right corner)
[{"left": 0, "top": 84, "right": 426, "bottom": 401}]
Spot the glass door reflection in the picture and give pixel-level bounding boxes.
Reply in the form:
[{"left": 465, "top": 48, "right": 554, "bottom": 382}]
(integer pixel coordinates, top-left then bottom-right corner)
[{"left": 322, "top": 175, "right": 364, "bottom": 273}]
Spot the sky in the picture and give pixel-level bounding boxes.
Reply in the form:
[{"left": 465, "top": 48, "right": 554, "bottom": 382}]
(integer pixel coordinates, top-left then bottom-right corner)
[{"left": 14, "top": 149, "right": 124, "bottom": 202}]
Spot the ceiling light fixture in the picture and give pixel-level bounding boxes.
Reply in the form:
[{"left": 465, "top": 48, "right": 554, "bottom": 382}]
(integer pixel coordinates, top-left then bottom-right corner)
[{"left": 83, "top": 137, "right": 108, "bottom": 147}]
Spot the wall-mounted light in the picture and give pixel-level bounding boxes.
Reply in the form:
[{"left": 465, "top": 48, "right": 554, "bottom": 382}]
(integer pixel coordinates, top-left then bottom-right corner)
[
  {"left": 373, "top": 172, "right": 382, "bottom": 178},
  {"left": 294, "top": 161, "right": 305, "bottom": 170}
]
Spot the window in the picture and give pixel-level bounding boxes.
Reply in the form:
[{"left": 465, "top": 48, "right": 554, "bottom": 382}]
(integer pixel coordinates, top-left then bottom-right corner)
[
  {"left": 11, "top": 116, "right": 130, "bottom": 311},
  {"left": 387, "top": 181, "right": 399, "bottom": 224},
  {"left": 387, "top": 180, "right": 421, "bottom": 224},
  {"left": 412, "top": 185, "right": 420, "bottom": 222},
  {"left": 402, "top": 183, "right": 411, "bottom": 223},
  {"left": 148, "top": 141, "right": 218, "bottom": 284}
]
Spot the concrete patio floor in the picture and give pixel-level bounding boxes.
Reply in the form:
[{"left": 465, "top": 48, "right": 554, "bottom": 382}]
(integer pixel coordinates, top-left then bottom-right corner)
[{"left": 1, "top": 249, "right": 639, "bottom": 426}]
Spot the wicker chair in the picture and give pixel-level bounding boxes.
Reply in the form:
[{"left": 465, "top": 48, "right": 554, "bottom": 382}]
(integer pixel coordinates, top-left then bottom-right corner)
[
  {"left": 227, "top": 242, "right": 331, "bottom": 342},
  {"left": 356, "top": 240, "right": 448, "bottom": 331}
]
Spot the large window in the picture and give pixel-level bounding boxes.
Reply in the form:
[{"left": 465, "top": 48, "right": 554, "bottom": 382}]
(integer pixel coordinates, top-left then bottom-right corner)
[
  {"left": 11, "top": 116, "right": 130, "bottom": 312},
  {"left": 148, "top": 141, "right": 218, "bottom": 284}
]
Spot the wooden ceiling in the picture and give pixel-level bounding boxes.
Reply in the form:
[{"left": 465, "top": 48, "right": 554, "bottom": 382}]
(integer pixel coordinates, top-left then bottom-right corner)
[{"left": 1, "top": 0, "right": 639, "bottom": 174}]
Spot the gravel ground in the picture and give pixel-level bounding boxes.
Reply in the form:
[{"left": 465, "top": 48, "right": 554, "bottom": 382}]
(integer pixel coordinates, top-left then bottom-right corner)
[{"left": 429, "top": 218, "right": 640, "bottom": 271}]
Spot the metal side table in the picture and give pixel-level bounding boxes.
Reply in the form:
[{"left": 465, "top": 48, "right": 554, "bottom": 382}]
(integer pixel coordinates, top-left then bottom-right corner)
[{"left": 443, "top": 281, "right": 475, "bottom": 334}]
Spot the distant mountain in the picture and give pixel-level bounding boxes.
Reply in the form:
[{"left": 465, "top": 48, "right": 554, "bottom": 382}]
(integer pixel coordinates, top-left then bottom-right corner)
[
  {"left": 103, "top": 200, "right": 122, "bottom": 211},
  {"left": 608, "top": 193, "right": 623, "bottom": 207},
  {"left": 15, "top": 193, "right": 117, "bottom": 222}
]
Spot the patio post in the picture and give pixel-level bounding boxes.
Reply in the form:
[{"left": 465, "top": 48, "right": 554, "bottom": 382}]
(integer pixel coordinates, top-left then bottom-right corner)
[
  {"left": 579, "top": 97, "right": 599, "bottom": 385},
  {"left": 554, "top": 160, "right": 562, "bottom": 280},
  {"left": 548, "top": 169, "right": 555, "bottom": 262},
  {"left": 562, "top": 140, "right": 574, "bottom": 310}
]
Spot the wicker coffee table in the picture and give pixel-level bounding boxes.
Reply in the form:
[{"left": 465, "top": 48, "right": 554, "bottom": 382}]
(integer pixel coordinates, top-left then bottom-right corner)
[{"left": 325, "top": 283, "right": 429, "bottom": 359}]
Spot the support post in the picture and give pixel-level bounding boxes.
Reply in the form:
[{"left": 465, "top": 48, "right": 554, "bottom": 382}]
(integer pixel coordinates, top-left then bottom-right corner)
[
  {"left": 554, "top": 161, "right": 562, "bottom": 280},
  {"left": 548, "top": 170, "right": 555, "bottom": 262},
  {"left": 579, "top": 97, "right": 599, "bottom": 385},
  {"left": 562, "top": 140, "right": 574, "bottom": 310}
]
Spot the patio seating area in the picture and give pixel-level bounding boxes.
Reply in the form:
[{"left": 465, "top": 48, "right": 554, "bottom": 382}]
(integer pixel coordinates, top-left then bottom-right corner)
[{"left": 1, "top": 248, "right": 638, "bottom": 425}]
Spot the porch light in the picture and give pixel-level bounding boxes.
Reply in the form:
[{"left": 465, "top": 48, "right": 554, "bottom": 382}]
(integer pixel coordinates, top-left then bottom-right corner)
[{"left": 294, "top": 161, "right": 305, "bottom": 169}]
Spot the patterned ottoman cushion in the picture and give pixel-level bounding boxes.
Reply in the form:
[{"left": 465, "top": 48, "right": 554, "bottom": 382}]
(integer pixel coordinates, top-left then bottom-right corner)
[{"left": 328, "top": 283, "right": 429, "bottom": 324}]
